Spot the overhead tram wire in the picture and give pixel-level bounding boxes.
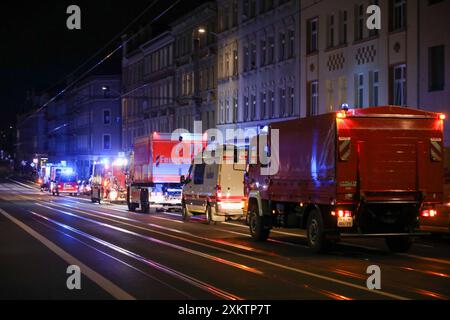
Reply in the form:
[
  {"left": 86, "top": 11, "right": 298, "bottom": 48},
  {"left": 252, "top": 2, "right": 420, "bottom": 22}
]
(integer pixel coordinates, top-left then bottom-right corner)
[
  {"left": 40, "top": 0, "right": 161, "bottom": 95},
  {"left": 21, "top": 0, "right": 182, "bottom": 126}
]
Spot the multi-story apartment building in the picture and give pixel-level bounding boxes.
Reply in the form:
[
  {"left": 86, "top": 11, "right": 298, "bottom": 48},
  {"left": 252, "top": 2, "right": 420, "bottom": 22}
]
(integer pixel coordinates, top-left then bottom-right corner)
[
  {"left": 300, "top": 0, "right": 449, "bottom": 145},
  {"left": 122, "top": 30, "right": 176, "bottom": 151},
  {"left": 217, "top": 0, "right": 301, "bottom": 137},
  {"left": 418, "top": 0, "right": 450, "bottom": 147},
  {"left": 300, "top": 0, "right": 419, "bottom": 118},
  {"left": 171, "top": 1, "right": 218, "bottom": 132},
  {"left": 62, "top": 75, "right": 122, "bottom": 179}
]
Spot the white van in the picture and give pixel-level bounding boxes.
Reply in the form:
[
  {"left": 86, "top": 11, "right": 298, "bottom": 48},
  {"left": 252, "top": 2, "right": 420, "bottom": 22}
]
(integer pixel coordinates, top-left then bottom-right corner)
[{"left": 181, "top": 146, "right": 247, "bottom": 224}]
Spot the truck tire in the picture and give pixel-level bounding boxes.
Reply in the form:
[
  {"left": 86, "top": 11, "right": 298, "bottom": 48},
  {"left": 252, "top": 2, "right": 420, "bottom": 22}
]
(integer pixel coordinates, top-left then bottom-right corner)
[
  {"left": 141, "top": 203, "right": 150, "bottom": 214},
  {"left": 306, "top": 210, "right": 330, "bottom": 253},
  {"left": 385, "top": 237, "right": 413, "bottom": 253},
  {"left": 249, "top": 205, "right": 270, "bottom": 241},
  {"left": 182, "top": 203, "right": 192, "bottom": 222}
]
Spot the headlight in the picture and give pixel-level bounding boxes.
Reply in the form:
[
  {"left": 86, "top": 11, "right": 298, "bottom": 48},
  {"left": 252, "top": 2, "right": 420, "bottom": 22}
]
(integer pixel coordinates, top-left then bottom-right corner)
[{"left": 109, "top": 190, "right": 118, "bottom": 200}]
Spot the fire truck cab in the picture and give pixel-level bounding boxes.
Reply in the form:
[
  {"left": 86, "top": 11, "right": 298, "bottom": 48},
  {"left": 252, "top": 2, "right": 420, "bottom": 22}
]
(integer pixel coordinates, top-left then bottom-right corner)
[
  {"left": 49, "top": 166, "right": 78, "bottom": 196},
  {"left": 91, "top": 158, "right": 127, "bottom": 203}
]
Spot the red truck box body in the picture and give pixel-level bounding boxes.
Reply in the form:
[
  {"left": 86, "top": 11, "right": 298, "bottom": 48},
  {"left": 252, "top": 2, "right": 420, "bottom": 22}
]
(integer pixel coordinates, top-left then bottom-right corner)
[
  {"left": 259, "top": 107, "right": 444, "bottom": 206},
  {"left": 247, "top": 107, "right": 444, "bottom": 249},
  {"left": 131, "top": 134, "right": 198, "bottom": 185}
]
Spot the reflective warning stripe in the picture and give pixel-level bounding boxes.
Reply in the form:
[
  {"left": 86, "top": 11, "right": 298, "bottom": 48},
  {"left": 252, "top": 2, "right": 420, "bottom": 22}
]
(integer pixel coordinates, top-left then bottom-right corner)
[
  {"left": 430, "top": 139, "right": 442, "bottom": 162},
  {"left": 339, "top": 137, "right": 351, "bottom": 161}
]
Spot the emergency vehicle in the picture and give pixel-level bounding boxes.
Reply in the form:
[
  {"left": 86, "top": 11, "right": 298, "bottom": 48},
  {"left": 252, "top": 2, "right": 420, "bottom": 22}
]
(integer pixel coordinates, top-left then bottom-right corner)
[
  {"left": 246, "top": 106, "right": 445, "bottom": 253},
  {"left": 127, "top": 132, "right": 205, "bottom": 213},
  {"left": 91, "top": 157, "right": 128, "bottom": 203},
  {"left": 49, "top": 166, "right": 78, "bottom": 196}
]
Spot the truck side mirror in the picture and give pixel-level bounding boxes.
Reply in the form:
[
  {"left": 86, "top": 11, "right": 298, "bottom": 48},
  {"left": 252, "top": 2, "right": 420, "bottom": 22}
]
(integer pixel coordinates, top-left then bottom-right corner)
[{"left": 180, "top": 175, "right": 186, "bottom": 184}]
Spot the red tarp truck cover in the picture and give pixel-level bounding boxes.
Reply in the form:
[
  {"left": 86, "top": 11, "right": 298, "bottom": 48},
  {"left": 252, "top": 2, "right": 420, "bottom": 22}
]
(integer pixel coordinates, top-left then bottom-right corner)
[
  {"left": 131, "top": 133, "right": 204, "bottom": 184},
  {"left": 261, "top": 106, "right": 444, "bottom": 205}
]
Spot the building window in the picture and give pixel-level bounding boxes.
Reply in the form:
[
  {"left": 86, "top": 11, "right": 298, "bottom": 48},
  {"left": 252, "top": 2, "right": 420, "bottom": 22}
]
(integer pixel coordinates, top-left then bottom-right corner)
[
  {"left": 251, "top": 94, "right": 257, "bottom": 120},
  {"left": 308, "top": 81, "right": 319, "bottom": 116},
  {"left": 279, "top": 87, "right": 286, "bottom": 117},
  {"left": 355, "top": 4, "right": 365, "bottom": 41},
  {"left": 370, "top": 71, "right": 380, "bottom": 106},
  {"left": 244, "top": 95, "right": 250, "bottom": 121},
  {"left": 232, "top": 0, "right": 238, "bottom": 27},
  {"left": 260, "top": 92, "right": 267, "bottom": 119},
  {"left": 307, "top": 18, "right": 318, "bottom": 54},
  {"left": 288, "top": 86, "right": 295, "bottom": 116},
  {"left": 260, "top": 39, "right": 267, "bottom": 66},
  {"left": 103, "top": 135, "right": 111, "bottom": 150},
  {"left": 233, "top": 49, "right": 239, "bottom": 76},
  {"left": 244, "top": 44, "right": 250, "bottom": 72},
  {"left": 233, "top": 96, "right": 238, "bottom": 123},
  {"left": 219, "top": 100, "right": 224, "bottom": 124},
  {"left": 103, "top": 110, "right": 111, "bottom": 125},
  {"left": 268, "top": 36, "right": 275, "bottom": 64},
  {"left": 327, "top": 15, "right": 335, "bottom": 48},
  {"left": 391, "top": 0, "right": 406, "bottom": 31},
  {"left": 429, "top": 45, "right": 445, "bottom": 92},
  {"left": 369, "top": 0, "right": 379, "bottom": 37},
  {"left": 269, "top": 90, "right": 275, "bottom": 117},
  {"left": 288, "top": 28, "right": 295, "bottom": 58},
  {"left": 279, "top": 31, "right": 286, "bottom": 61},
  {"left": 392, "top": 64, "right": 407, "bottom": 106},
  {"left": 251, "top": 41, "right": 257, "bottom": 70},
  {"left": 356, "top": 73, "right": 364, "bottom": 108},
  {"left": 339, "top": 11, "right": 348, "bottom": 45}
]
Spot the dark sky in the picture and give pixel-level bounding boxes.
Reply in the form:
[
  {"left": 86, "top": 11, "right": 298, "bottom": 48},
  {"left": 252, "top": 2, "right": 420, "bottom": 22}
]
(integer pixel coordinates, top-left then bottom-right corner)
[{"left": 0, "top": 0, "right": 207, "bottom": 130}]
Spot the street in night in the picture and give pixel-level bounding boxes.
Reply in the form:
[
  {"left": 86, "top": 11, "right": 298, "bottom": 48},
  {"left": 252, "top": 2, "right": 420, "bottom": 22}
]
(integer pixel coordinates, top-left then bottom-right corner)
[{"left": 1, "top": 0, "right": 450, "bottom": 308}]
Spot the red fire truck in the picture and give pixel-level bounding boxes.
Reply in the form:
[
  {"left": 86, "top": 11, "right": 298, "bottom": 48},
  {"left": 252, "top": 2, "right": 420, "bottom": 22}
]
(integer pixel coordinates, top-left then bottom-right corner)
[
  {"left": 91, "top": 158, "right": 128, "bottom": 203},
  {"left": 127, "top": 132, "right": 205, "bottom": 213},
  {"left": 49, "top": 166, "right": 79, "bottom": 196},
  {"left": 246, "top": 106, "right": 445, "bottom": 253}
]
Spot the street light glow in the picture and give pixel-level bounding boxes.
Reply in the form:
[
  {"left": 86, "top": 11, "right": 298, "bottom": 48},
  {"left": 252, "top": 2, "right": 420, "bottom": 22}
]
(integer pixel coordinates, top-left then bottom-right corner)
[{"left": 198, "top": 27, "right": 206, "bottom": 34}]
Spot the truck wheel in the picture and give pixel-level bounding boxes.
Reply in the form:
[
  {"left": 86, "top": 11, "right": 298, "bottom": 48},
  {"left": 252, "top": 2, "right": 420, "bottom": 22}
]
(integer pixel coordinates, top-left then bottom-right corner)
[
  {"left": 385, "top": 237, "right": 413, "bottom": 253},
  {"left": 306, "top": 210, "right": 330, "bottom": 253},
  {"left": 182, "top": 204, "right": 192, "bottom": 222},
  {"left": 128, "top": 203, "right": 137, "bottom": 212},
  {"left": 141, "top": 203, "right": 150, "bottom": 214},
  {"left": 249, "top": 206, "right": 270, "bottom": 241}
]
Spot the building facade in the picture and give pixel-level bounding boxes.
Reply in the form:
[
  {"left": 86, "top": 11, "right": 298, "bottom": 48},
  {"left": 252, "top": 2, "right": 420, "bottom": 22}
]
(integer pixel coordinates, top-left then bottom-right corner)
[
  {"left": 217, "top": 0, "right": 301, "bottom": 137},
  {"left": 300, "top": 0, "right": 420, "bottom": 118},
  {"left": 122, "top": 31, "right": 176, "bottom": 152},
  {"left": 418, "top": 0, "right": 450, "bottom": 147},
  {"left": 171, "top": 1, "right": 218, "bottom": 133},
  {"left": 46, "top": 75, "right": 122, "bottom": 179}
]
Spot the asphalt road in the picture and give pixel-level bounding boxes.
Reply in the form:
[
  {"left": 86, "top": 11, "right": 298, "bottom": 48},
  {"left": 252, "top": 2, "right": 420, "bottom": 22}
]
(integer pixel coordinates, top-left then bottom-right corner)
[{"left": 0, "top": 177, "right": 449, "bottom": 300}]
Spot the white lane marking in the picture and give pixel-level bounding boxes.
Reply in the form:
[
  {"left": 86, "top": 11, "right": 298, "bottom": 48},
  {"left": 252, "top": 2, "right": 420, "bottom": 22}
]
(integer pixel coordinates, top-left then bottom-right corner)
[
  {"left": 37, "top": 202, "right": 408, "bottom": 300},
  {"left": 6, "top": 179, "right": 36, "bottom": 190},
  {"left": 223, "top": 221, "right": 307, "bottom": 238},
  {"left": 0, "top": 208, "right": 135, "bottom": 300},
  {"left": 35, "top": 203, "right": 263, "bottom": 275},
  {"left": 28, "top": 209, "right": 241, "bottom": 300}
]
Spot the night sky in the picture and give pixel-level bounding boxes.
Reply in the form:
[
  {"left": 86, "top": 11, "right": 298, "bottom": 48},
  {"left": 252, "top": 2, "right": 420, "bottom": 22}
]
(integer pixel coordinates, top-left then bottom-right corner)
[{"left": 0, "top": 0, "right": 207, "bottom": 131}]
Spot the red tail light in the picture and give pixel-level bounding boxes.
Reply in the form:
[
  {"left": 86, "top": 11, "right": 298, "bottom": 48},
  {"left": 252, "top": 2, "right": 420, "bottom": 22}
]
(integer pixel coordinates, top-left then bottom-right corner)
[
  {"left": 331, "top": 210, "right": 352, "bottom": 217},
  {"left": 215, "top": 185, "right": 222, "bottom": 202},
  {"left": 422, "top": 209, "right": 437, "bottom": 217}
]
